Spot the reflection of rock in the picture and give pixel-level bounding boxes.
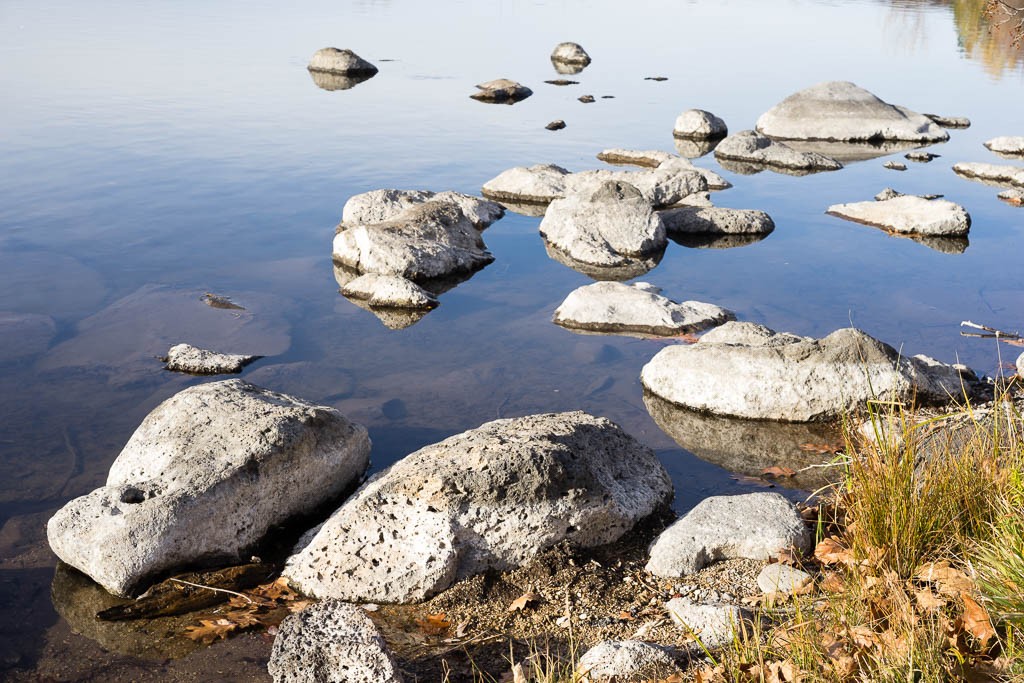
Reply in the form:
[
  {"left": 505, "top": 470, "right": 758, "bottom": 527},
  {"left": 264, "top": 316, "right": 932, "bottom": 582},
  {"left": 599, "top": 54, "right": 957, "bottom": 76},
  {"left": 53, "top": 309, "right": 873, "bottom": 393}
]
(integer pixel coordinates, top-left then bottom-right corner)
[
  {"left": 308, "top": 70, "right": 375, "bottom": 91},
  {"left": 553, "top": 61, "right": 585, "bottom": 75},
  {"left": 333, "top": 262, "right": 470, "bottom": 329},
  {"left": 543, "top": 240, "right": 662, "bottom": 281},
  {"left": 644, "top": 391, "right": 842, "bottom": 491},
  {"left": 669, "top": 232, "right": 769, "bottom": 250},
  {"left": 715, "top": 131, "right": 842, "bottom": 175},
  {"left": 827, "top": 195, "right": 970, "bottom": 237},
  {"left": 470, "top": 78, "right": 533, "bottom": 103},
  {"left": 340, "top": 274, "right": 438, "bottom": 309},
  {"left": 985, "top": 137, "right": 1024, "bottom": 156},
  {"left": 953, "top": 162, "right": 1024, "bottom": 188},
  {"left": 0, "top": 311, "right": 55, "bottom": 362},
  {"left": 673, "top": 109, "right": 728, "bottom": 140},
  {"left": 674, "top": 137, "right": 719, "bottom": 158}
]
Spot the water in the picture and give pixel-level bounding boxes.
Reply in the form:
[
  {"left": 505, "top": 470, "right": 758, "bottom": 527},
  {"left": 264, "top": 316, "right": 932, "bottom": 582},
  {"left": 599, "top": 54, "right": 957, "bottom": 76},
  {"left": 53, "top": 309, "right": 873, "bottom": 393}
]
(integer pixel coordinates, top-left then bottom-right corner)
[{"left": 0, "top": 0, "right": 1022, "bottom": 677}]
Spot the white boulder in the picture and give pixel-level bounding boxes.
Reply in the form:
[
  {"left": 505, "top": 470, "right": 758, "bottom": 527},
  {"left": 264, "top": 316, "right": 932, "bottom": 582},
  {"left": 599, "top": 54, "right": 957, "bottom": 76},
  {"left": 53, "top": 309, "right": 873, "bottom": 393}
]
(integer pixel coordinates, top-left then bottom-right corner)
[
  {"left": 665, "top": 601, "right": 748, "bottom": 649},
  {"left": 576, "top": 640, "right": 680, "bottom": 682},
  {"left": 341, "top": 189, "right": 504, "bottom": 230},
  {"left": 165, "top": 343, "right": 260, "bottom": 374},
  {"left": 673, "top": 109, "right": 728, "bottom": 139},
  {"left": 551, "top": 42, "right": 591, "bottom": 65},
  {"left": 715, "top": 131, "right": 842, "bottom": 174},
  {"left": 307, "top": 48, "right": 378, "bottom": 76},
  {"left": 482, "top": 164, "right": 571, "bottom": 205},
  {"left": 597, "top": 149, "right": 675, "bottom": 168},
  {"left": 757, "top": 563, "right": 813, "bottom": 594},
  {"left": 659, "top": 205, "right": 775, "bottom": 235},
  {"left": 985, "top": 136, "right": 1024, "bottom": 156},
  {"left": 999, "top": 188, "right": 1024, "bottom": 206},
  {"left": 470, "top": 79, "right": 533, "bottom": 103},
  {"left": 827, "top": 195, "right": 971, "bottom": 237}
]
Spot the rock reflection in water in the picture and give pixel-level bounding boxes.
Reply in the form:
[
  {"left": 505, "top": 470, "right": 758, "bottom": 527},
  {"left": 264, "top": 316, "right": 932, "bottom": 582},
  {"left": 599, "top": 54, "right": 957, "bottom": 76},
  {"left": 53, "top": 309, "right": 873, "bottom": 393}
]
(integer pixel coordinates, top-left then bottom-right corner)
[
  {"left": 673, "top": 137, "right": 719, "bottom": 159},
  {"left": 668, "top": 232, "right": 770, "bottom": 250},
  {"left": 782, "top": 139, "right": 934, "bottom": 163},
  {"left": 644, "top": 391, "right": 844, "bottom": 492},
  {"left": 492, "top": 198, "right": 549, "bottom": 218},
  {"left": 542, "top": 239, "right": 664, "bottom": 281},
  {"left": 308, "top": 69, "right": 376, "bottom": 91},
  {"left": 551, "top": 60, "right": 586, "bottom": 75}
]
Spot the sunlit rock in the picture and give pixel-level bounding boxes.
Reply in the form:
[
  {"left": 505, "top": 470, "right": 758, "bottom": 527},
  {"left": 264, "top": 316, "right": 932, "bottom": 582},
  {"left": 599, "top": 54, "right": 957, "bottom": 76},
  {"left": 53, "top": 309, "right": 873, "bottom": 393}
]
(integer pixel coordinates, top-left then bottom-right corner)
[
  {"left": 470, "top": 78, "right": 533, "bottom": 103},
  {"left": 827, "top": 195, "right": 970, "bottom": 237},
  {"left": 673, "top": 109, "right": 728, "bottom": 139},
  {"left": 550, "top": 42, "right": 591, "bottom": 66},
  {"left": 659, "top": 205, "right": 774, "bottom": 237},
  {"left": 164, "top": 343, "right": 260, "bottom": 375},
  {"left": 714, "top": 131, "right": 842, "bottom": 175},
  {"left": 953, "top": 162, "right": 1024, "bottom": 188},
  {"left": 307, "top": 48, "right": 378, "bottom": 78},
  {"left": 341, "top": 189, "right": 504, "bottom": 231}
]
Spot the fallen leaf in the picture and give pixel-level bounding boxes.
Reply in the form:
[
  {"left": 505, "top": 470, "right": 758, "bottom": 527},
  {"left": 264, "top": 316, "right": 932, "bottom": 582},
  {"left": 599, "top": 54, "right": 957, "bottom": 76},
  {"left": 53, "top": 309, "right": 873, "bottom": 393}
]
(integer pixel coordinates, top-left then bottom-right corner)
[
  {"left": 774, "top": 547, "right": 801, "bottom": 565},
  {"left": 454, "top": 619, "right": 470, "bottom": 638},
  {"left": 616, "top": 610, "right": 635, "bottom": 621},
  {"left": 184, "top": 618, "right": 238, "bottom": 644},
  {"left": 815, "top": 537, "right": 853, "bottom": 566},
  {"left": 761, "top": 465, "right": 796, "bottom": 478},
  {"left": 417, "top": 612, "right": 451, "bottom": 635},
  {"left": 915, "top": 561, "right": 975, "bottom": 597},
  {"left": 820, "top": 572, "right": 847, "bottom": 594},
  {"left": 508, "top": 592, "right": 543, "bottom": 612},
  {"left": 961, "top": 594, "right": 996, "bottom": 648},
  {"left": 913, "top": 587, "right": 946, "bottom": 612}
]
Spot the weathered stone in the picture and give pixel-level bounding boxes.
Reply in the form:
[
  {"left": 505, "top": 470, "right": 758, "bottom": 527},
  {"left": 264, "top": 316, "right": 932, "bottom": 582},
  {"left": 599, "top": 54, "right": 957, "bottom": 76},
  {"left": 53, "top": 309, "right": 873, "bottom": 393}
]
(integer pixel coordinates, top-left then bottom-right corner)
[
  {"left": 827, "top": 195, "right": 970, "bottom": 237},
  {"left": 47, "top": 380, "right": 370, "bottom": 597},
  {"left": 553, "top": 281, "right": 734, "bottom": 337},
  {"left": 757, "top": 563, "right": 813, "bottom": 594},
  {"left": 470, "top": 79, "right": 533, "bottom": 103},
  {"left": 873, "top": 188, "right": 944, "bottom": 202},
  {"left": 999, "top": 188, "right": 1024, "bottom": 206},
  {"left": 576, "top": 640, "right": 680, "bottom": 682},
  {"left": 985, "top": 136, "right": 1024, "bottom": 156},
  {"left": 598, "top": 149, "right": 675, "bottom": 168},
  {"left": 641, "top": 322, "right": 978, "bottom": 422},
  {"left": 481, "top": 164, "right": 570, "bottom": 205},
  {"left": 925, "top": 113, "right": 970, "bottom": 128},
  {"left": 953, "top": 162, "right": 1024, "bottom": 188},
  {"left": 647, "top": 493, "right": 811, "bottom": 577},
  {"left": 540, "top": 181, "right": 667, "bottom": 267},
  {"left": 546, "top": 119, "right": 566, "bottom": 131},
  {"left": 579, "top": 94, "right": 596, "bottom": 103},
  {"left": 756, "top": 81, "right": 949, "bottom": 143},
  {"left": 664, "top": 601, "right": 748, "bottom": 649},
  {"left": 340, "top": 274, "right": 438, "bottom": 309},
  {"left": 567, "top": 164, "right": 708, "bottom": 207},
  {"left": 884, "top": 161, "right": 907, "bottom": 171},
  {"left": 905, "top": 151, "right": 939, "bottom": 162},
  {"left": 283, "top": 412, "right": 672, "bottom": 602},
  {"left": 551, "top": 42, "right": 591, "bottom": 66},
  {"left": 658, "top": 157, "right": 731, "bottom": 191},
  {"left": 341, "top": 189, "right": 504, "bottom": 230},
  {"left": 1018, "top": 352, "right": 1024, "bottom": 377},
  {"left": 659, "top": 205, "right": 774, "bottom": 236},
  {"left": 268, "top": 600, "right": 403, "bottom": 683},
  {"left": 165, "top": 343, "right": 260, "bottom": 374},
  {"left": 307, "top": 48, "right": 378, "bottom": 76},
  {"left": 715, "top": 131, "right": 842, "bottom": 174},
  {"left": 673, "top": 109, "right": 728, "bottom": 139},
  {"left": 0, "top": 311, "right": 55, "bottom": 362}
]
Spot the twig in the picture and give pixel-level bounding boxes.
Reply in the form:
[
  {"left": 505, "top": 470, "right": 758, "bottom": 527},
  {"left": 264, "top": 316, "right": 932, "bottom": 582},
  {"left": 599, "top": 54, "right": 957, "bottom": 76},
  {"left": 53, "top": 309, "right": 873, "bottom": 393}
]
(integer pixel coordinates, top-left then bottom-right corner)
[
  {"left": 169, "top": 578, "right": 254, "bottom": 603},
  {"left": 960, "top": 320, "right": 1022, "bottom": 340}
]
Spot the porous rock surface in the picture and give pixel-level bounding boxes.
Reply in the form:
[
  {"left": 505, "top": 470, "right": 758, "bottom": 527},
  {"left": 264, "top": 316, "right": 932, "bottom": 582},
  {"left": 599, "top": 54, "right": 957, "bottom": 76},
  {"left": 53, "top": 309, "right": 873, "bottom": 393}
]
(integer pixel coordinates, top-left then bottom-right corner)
[
  {"left": 641, "top": 322, "right": 976, "bottom": 422},
  {"left": 1018, "top": 352, "right": 1024, "bottom": 377},
  {"left": 482, "top": 164, "right": 571, "bottom": 205},
  {"left": 307, "top": 48, "right": 378, "bottom": 76},
  {"left": 714, "top": 131, "right": 842, "bottom": 173},
  {"left": 757, "top": 563, "right": 813, "bottom": 594},
  {"left": 647, "top": 492, "right": 811, "bottom": 577},
  {"left": 341, "top": 189, "right": 504, "bottom": 230},
  {"left": 551, "top": 42, "right": 591, "bottom": 65},
  {"left": 673, "top": 109, "right": 728, "bottom": 139},
  {"left": 925, "top": 113, "right": 970, "bottom": 128},
  {"left": 283, "top": 411, "right": 673, "bottom": 602},
  {"left": 597, "top": 148, "right": 675, "bottom": 168},
  {"left": 985, "top": 136, "right": 1024, "bottom": 156},
  {"left": 539, "top": 180, "right": 667, "bottom": 266},
  {"left": 659, "top": 205, "right": 775, "bottom": 235},
  {"left": 47, "top": 380, "right": 371, "bottom": 597},
  {"left": 664, "top": 601, "right": 748, "bottom": 649},
  {"left": 165, "top": 343, "right": 260, "bottom": 374},
  {"left": 340, "top": 273, "right": 438, "bottom": 309},
  {"left": 268, "top": 600, "right": 403, "bottom": 683},
  {"left": 755, "top": 81, "right": 949, "bottom": 143},
  {"left": 553, "top": 281, "right": 734, "bottom": 336},
  {"left": 827, "top": 195, "right": 971, "bottom": 237},
  {"left": 470, "top": 78, "right": 533, "bottom": 103},
  {"left": 953, "top": 162, "right": 1024, "bottom": 188},
  {"left": 1000, "top": 188, "right": 1024, "bottom": 206},
  {"left": 576, "top": 640, "right": 680, "bottom": 682}
]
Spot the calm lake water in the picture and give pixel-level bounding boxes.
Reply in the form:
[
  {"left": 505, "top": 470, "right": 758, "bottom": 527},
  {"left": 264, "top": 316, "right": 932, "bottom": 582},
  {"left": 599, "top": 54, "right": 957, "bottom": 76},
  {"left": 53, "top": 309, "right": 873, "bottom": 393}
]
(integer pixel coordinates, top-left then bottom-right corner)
[{"left": 1, "top": 0, "right": 1022, "bottom": 678}]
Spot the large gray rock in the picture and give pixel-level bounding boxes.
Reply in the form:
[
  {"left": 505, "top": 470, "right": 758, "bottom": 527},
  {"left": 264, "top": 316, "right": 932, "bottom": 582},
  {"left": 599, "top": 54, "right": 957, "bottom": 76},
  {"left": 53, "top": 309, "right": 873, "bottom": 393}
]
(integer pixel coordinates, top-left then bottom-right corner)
[
  {"left": 985, "top": 136, "right": 1024, "bottom": 156},
  {"left": 539, "top": 181, "right": 667, "bottom": 267},
  {"left": 341, "top": 189, "right": 504, "bottom": 230},
  {"left": 953, "top": 162, "right": 1024, "bottom": 188},
  {"left": 470, "top": 78, "right": 533, "bottom": 103},
  {"left": 647, "top": 493, "right": 810, "bottom": 577},
  {"left": 47, "top": 380, "right": 370, "bottom": 597},
  {"left": 576, "top": 640, "right": 680, "bottom": 682},
  {"left": 482, "top": 164, "right": 571, "bottom": 205},
  {"left": 827, "top": 195, "right": 971, "bottom": 237},
  {"left": 551, "top": 42, "right": 591, "bottom": 66},
  {"left": 714, "top": 131, "right": 842, "bottom": 174},
  {"left": 755, "top": 81, "right": 949, "bottom": 143},
  {"left": 339, "top": 273, "right": 438, "bottom": 309},
  {"left": 307, "top": 48, "right": 378, "bottom": 76},
  {"left": 268, "top": 600, "right": 403, "bottom": 683},
  {"left": 553, "top": 281, "right": 734, "bottom": 337},
  {"left": 283, "top": 411, "right": 673, "bottom": 602},
  {"left": 165, "top": 343, "right": 261, "bottom": 374},
  {"left": 659, "top": 205, "right": 775, "bottom": 236},
  {"left": 333, "top": 200, "right": 494, "bottom": 281},
  {"left": 640, "top": 322, "right": 977, "bottom": 422},
  {"left": 665, "top": 601, "right": 748, "bottom": 649},
  {"left": 673, "top": 109, "right": 728, "bottom": 139}
]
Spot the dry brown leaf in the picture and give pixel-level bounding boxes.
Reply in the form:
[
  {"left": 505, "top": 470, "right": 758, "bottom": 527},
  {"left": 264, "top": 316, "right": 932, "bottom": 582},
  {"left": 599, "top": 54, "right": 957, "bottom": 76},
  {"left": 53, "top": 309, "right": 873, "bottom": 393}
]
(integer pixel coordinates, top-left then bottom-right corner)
[
  {"left": 815, "top": 537, "right": 853, "bottom": 566},
  {"left": 961, "top": 594, "right": 996, "bottom": 648},
  {"left": 417, "top": 612, "right": 451, "bottom": 635},
  {"left": 848, "top": 624, "right": 878, "bottom": 650},
  {"left": 915, "top": 561, "right": 975, "bottom": 597},
  {"left": 730, "top": 474, "right": 775, "bottom": 488},
  {"left": 184, "top": 618, "right": 238, "bottom": 644},
  {"left": 820, "top": 571, "right": 847, "bottom": 594},
  {"left": 761, "top": 465, "right": 797, "bottom": 478},
  {"left": 508, "top": 592, "right": 543, "bottom": 612},
  {"left": 774, "top": 547, "right": 801, "bottom": 565},
  {"left": 913, "top": 587, "right": 946, "bottom": 612},
  {"left": 615, "top": 610, "right": 635, "bottom": 621},
  {"left": 693, "top": 665, "right": 726, "bottom": 683}
]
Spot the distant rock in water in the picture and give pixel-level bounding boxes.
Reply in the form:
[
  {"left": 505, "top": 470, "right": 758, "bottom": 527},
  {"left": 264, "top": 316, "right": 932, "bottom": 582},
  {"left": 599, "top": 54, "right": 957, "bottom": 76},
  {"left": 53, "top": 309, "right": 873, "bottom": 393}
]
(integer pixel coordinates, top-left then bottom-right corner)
[
  {"left": 883, "top": 161, "right": 907, "bottom": 171},
  {"left": 985, "top": 136, "right": 1024, "bottom": 156},
  {"left": 470, "top": 78, "right": 533, "bottom": 103},
  {"left": 827, "top": 195, "right": 970, "bottom": 237},
  {"left": 953, "top": 162, "right": 1024, "bottom": 188},
  {"left": 714, "top": 130, "right": 842, "bottom": 175},
  {"left": 579, "top": 94, "right": 596, "bottom": 103},
  {"left": 164, "top": 343, "right": 260, "bottom": 374},
  {"left": 546, "top": 119, "right": 566, "bottom": 131},
  {"left": 545, "top": 79, "right": 578, "bottom": 86},
  {"left": 307, "top": 48, "right": 378, "bottom": 90},
  {"left": 550, "top": 42, "right": 592, "bottom": 66},
  {"left": 905, "top": 151, "right": 939, "bottom": 163},
  {"left": 925, "top": 113, "right": 970, "bottom": 129},
  {"left": 673, "top": 109, "right": 728, "bottom": 140},
  {"left": 999, "top": 188, "right": 1024, "bottom": 206},
  {"left": 756, "top": 81, "right": 949, "bottom": 143}
]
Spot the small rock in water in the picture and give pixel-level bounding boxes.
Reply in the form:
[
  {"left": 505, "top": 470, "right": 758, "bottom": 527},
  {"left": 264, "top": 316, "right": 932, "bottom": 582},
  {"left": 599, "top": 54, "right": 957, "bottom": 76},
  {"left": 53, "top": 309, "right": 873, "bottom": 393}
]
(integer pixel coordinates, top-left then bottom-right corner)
[
  {"left": 953, "top": 162, "right": 1024, "bottom": 188},
  {"left": 202, "top": 292, "right": 244, "bottom": 310},
  {"left": 924, "top": 113, "right": 971, "bottom": 128},
  {"left": 714, "top": 130, "right": 842, "bottom": 174},
  {"left": 307, "top": 48, "right": 379, "bottom": 76},
  {"left": 546, "top": 119, "right": 567, "bottom": 131},
  {"left": 550, "top": 42, "right": 592, "bottom": 66},
  {"left": 999, "top": 188, "right": 1024, "bottom": 206},
  {"left": 601, "top": 95, "right": 615, "bottom": 99},
  {"left": 757, "top": 563, "right": 813, "bottom": 594},
  {"left": 579, "top": 94, "right": 596, "bottom": 103},
  {"left": 985, "top": 136, "right": 1024, "bottom": 156},
  {"left": 545, "top": 79, "right": 578, "bottom": 86},
  {"left": 470, "top": 78, "right": 533, "bottom": 103},
  {"left": 644, "top": 76, "right": 668, "bottom": 81},
  {"left": 673, "top": 109, "right": 728, "bottom": 140},
  {"left": 883, "top": 161, "right": 907, "bottom": 171},
  {"left": 165, "top": 343, "right": 261, "bottom": 375},
  {"left": 905, "top": 151, "right": 939, "bottom": 162},
  {"left": 597, "top": 148, "right": 675, "bottom": 168}
]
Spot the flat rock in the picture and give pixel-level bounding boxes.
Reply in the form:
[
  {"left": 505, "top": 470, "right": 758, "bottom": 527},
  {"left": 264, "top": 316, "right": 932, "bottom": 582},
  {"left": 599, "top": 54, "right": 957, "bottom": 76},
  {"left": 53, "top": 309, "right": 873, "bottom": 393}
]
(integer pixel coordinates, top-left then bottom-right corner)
[
  {"left": 985, "top": 136, "right": 1024, "bottom": 156},
  {"left": 884, "top": 161, "right": 907, "bottom": 171},
  {"left": 307, "top": 48, "right": 378, "bottom": 76},
  {"left": 925, "top": 113, "right": 970, "bottom": 128},
  {"left": 165, "top": 343, "right": 260, "bottom": 374},
  {"left": 576, "top": 640, "right": 680, "bottom": 682},
  {"left": 659, "top": 205, "right": 775, "bottom": 235},
  {"left": 664, "top": 601, "right": 748, "bottom": 649},
  {"left": 481, "top": 164, "right": 571, "bottom": 205},
  {"left": 341, "top": 189, "right": 504, "bottom": 230},
  {"left": 715, "top": 131, "right": 842, "bottom": 174},
  {"left": 658, "top": 157, "right": 731, "bottom": 191},
  {"left": 954, "top": 162, "right": 1024, "bottom": 188},
  {"left": 598, "top": 149, "right": 676, "bottom": 168},
  {"left": 647, "top": 493, "right": 811, "bottom": 577},
  {"left": 268, "top": 600, "right": 403, "bottom": 683},
  {"left": 757, "top": 563, "right": 813, "bottom": 594},
  {"left": 553, "top": 281, "right": 734, "bottom": 337},
  {"left": 827, "top": 195, "right": 970, "bottom": 237},
  {"left": 283, "top": 411, "right": 672, "bottom": 602},
  {"left": 539, "top": 180, "right": 667, "bottom": 267},
  {"left": 470, "top": 78, "right": 532, "bottom": 103},
  {"left": 756, "top": 81, "right": 949, "bottom": 143},
  {"left": 641, "top": 322, "right": 978, "bottom": 421},
  {"left": 673, "top": 109, "right": 728, "bottom": 139},
  {"left": 47, "top": 380, "right": 370, "bottom": 596},
  {"left": 550, "top": 42, "right": 591, "bottom": 65},
  {"left": 340, "top": 274, "right": 438, "bottom": 309},
  {"left": 999, "top": 188, "right": 1024, "bottom": 206},
  {"left": 906, "top": 151, "right": 939, "bottom": 162},
  {"left": 579, "top": 95, "right": 595, "bottom": 103},
  {"left": 333, "top": 200, "right": 494, "bottom": 281},
  {"left": 0, "top": 311, "right": 56, "bottom": 362}
]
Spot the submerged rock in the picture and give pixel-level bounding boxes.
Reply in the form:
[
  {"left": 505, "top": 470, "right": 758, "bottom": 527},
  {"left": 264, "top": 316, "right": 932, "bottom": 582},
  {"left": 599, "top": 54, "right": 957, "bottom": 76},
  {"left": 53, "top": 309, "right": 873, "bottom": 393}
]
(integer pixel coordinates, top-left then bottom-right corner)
[
  {"left": 268, "top": 600, "right": 403, "bottom": 683},
  {"left": 550, "top": 42, "right": 591, "bottom": 66},
  {"left": 553, "top": 281, "right": 734, "bottom": 337},
  {"left": 470, "top": 78, "right": 533, "bottom": 103},
  {"left": 999, "top": 188, "right": 1024, "bottom": 206},
  {"left": 673, "top": 109, "right": 728, "bottom": 139},
  {"left": 283, "top": 412, "right": 672, "bottom": 602},
  {"left": 827, "top": 195, "right": 970, "bottom": 237},
  {"left": 647, "top": 493, "right": 811, "bottom": 577},
  {"left": 953, "top": 162, "right": 1024, "bottom": 188},
  {"left": 341, "top": 189, "right": 504, "bottom": 231},
  {"left": 576, "top": 640, "right": 680, "bottom": 682},
  {"left": 925, "top": 113, "right": 970, "bottom": 129},
  {"left": 340, "top": 273, "right": 438, "bottom": 310},
  {"left": 714, "top": 131, "right": 842, "bottom": 174},
  {"left": 307, "top": 48, "right": 379, "bottom": 76},
  {"left": 659, "top": 205, "right": 775, "bottom": 236},
  {"left": 164, "top": 343, "right": 260, "bottom": 374},
  {"left": 756, "top": 81, "right": 949, "bottom": 143},
  {"left": 883, "top": 161, "right": 907, "bottom": 171},
  {"left": 47, "top": 380, "right": 370, "bottom": 597},
  {"left": 640, "top": 322, "right": 978, "bottom": 422},
  {"left": 665, "top": 601, "right": 748, "bottom": 649},
  {"left": 985, "top": 136, "right": 1024, "bottom": 156}
]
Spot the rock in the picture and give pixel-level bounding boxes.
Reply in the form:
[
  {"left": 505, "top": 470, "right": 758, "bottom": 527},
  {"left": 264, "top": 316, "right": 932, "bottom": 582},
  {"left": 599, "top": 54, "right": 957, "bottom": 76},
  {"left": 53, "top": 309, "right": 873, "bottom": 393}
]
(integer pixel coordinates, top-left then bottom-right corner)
[
  {"left": 333, "top": 200, "right": 494, "bottom": 281},
  {"left": 340, "top": 274, "right": 438, "bottom": 309},
  {"left": 985, "top": 136, "right": 1024, "bottom": 156},
  {"left": 757, "top": 563, "right": 813, "bottom": 594},
  {"left": 546, "top": 119, "right": 567, "bottom": 131},
  {"left": 470, "top": 78, "right": 533, "bottom": 103},
  {"left": 756, "top": 81, "right": 949, "bottom": 143},
  {"left": 647, "top": 493, "right": 811, "bottom": 577},
  {"left": 659, "top": 205, "right": 775, "bottom": 236},
  {"left": 953, "top": 162, "right": 1024, "bottom": 188},
  {"left": 645, "top": 76, "right": 668, "bottom": 82},
  {"left": 553, "top": 281, "right": 734, "bottom": 337},
  {"left": 307, "top": 48, "right": 378, "bottom": 76},
  {"left": 543, "top": 240, "right": 663, "bottom": 281},
  {"left": 545, "top": 79, "right": 578, "bottom": 86},
  {"left": 539, "top": 181, "right": 667, "bottom": 267},
  {"left": 884, "top": 161, "right": 907, "bottom": 171},
  {"left": 673, "top": 109, "right": 728, "bottom": 139},
  {"left": 341, "top": 189, "right": 504, "bottom": 231},
  {"left": 925, "top": 113, "right": 970, "bottom": 128},
  {"left": 905, "top": 151, "right": 939, "bottom": 162},
  {"left": 827, "top": 195, "right": 970, "bottom": 237},
  {"left": 640, "top": 322, "right": 978, "bottom": 422},
  {"left": 579, "top": 95, "right": 596, "bottom": 103},
  {"left": 714, "top": 131, "right": 842, "bottom": 174},
  {"left": 873, "top": 188, "right": 943, "bottom": 201},
  {"left": 999, "top": 188, "right": 1024, "bottom": 206},
  {"left": 598, "top": 149, "right": 676, "bottom": 168},
  {"left": 576, "top": 640, "right": 680, "bottom": 682},
  {"left": 0, "top": 311, "right": 55, "bottom": 362},
  {"left": 658, "top": 157, "right": 731, "bottom": 191},
  {"left": 283, "top": 412, "right": 672, "bottom": 602},
  {"left": 550, "top": 42, "right": 591, "bottom": 66},
  {"left": 268, "top": 600, "right": 403, "bottom": 683},
  {"left": 164, "top": 343, "right": 260, "bottom": 374},
  {"left": 1018, "top": 352, "right": 1024, "bottom": 377},
  {"left": 481, "top": 164, "right": 571, "bottom": 205},
  {"left": 47, "top": 380, "right": 370, "bottom": 597},
  {"left": 664, "top": 601, "right": 748, "bottom": 649}
]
